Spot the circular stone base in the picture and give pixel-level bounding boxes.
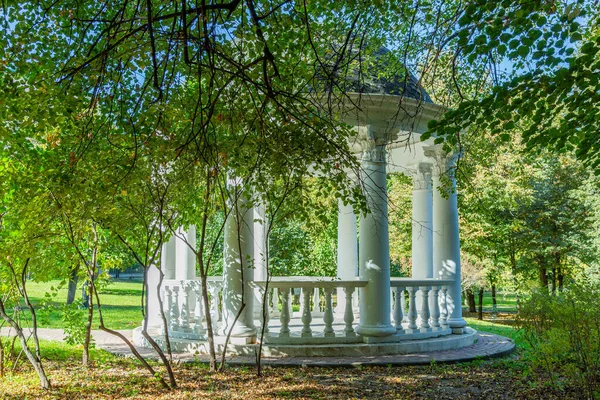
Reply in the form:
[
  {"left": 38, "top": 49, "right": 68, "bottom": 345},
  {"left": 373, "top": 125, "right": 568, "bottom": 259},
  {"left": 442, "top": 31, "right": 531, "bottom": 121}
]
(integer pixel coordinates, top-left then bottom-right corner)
[{"left": 121, "top": 327, "right": 514, "bottom": 364}]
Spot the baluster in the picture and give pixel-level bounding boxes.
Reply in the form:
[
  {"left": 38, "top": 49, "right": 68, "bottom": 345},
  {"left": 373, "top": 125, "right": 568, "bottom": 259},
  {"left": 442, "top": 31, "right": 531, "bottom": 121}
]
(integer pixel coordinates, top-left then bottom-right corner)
[
  {"left": 393, "top": 287, "right": 405, "bottom": 332},
  {"left": 162, "top": 286, "right": 172, "bottom": 335},
  {"left": 430, "top": 286, "right": 441, "bottom": 329},
  {"left": 407, "top": 287, "right": 418, "bottom": 331},
  {"left": 301, "top": 288, "right": 312, "bottom": 337},
  {"left": 259, "top": 286, "right": 270, "bottom": 333},
  {"left": 279, "top": 288, "right": 290, "bottom": 337},
  {"left": 440, "top": 286, "right": 448, "bottom": 327},
  {"left": 193, "top": 282, "right": 205, "bottom": 334},
  {"left": 419, "top": 286, "right": 431, "bottom": 330},
  {"left": 401, "top": 289, "right": 408, "bottom": 323},
  {"left": 313, "top": 287, "right": 321, "bottom": 314},
  {"left": 271, "top": 287, "right": 279, "bottom": 316},
  {"left": 343, "top": 286, "right": 355, "bottom": 336},
  {"left": 298, "top": 288, "right": 304, "bottom": 318},
  {"left": 210, "top": 285, "right": 221, "bottom": 323},
  {"left": 170, "top": 286, "right": 180, "bottom": 331},
  {"left": 179, "top": 282, "right": 192, "bottom": 332},
  {"left": 323, "top": 287, "right": 334, "bottom": 337}
]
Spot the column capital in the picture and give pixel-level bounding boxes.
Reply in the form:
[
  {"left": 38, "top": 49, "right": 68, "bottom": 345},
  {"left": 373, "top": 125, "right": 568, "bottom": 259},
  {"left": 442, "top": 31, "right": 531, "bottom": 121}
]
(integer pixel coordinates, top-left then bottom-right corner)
[
  {"left": 423, "top": 146, "right": 458, "bottom": 177},
  {"left": 357, "top": 126, "right": 387, "bottom": 163},
  {"left": 408, "top": 163, "right": 433, "bottom": 190},
  {"left": 361, "top": 145, "right": 386, "bottom": 163}
]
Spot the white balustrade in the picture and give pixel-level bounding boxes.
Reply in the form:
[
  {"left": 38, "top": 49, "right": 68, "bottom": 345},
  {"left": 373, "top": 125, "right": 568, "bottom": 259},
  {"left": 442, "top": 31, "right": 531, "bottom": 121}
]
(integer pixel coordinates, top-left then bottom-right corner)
[
  {"left": 158, "top": 277, "right": 454, "bottom": 343},
  {"left": 391, "top": 278, "right": 454, "bottom": 334}
]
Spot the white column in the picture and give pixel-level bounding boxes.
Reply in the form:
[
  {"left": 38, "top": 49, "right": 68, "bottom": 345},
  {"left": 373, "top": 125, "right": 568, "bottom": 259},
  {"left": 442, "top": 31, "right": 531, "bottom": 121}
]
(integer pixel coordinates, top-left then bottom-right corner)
[
  {"left": 335, "top": 199, "right": 358, "bottom": 315},
  {"left": 410, "top": 164, "right": 433, "bottom": 279},
  {"left": 175, "top": 226, "right": 196, "bottom": 281},
  {"left": 253, "top": 204, "right": 268, "bottom": 317},
  {"left": 222, "top": 185, "right": 256, "bottom": 338},
  {"left": 146, "top": 263, "right": 162, "bottom": 327},
  {"left": 356, "top": 139, "right": 396, "bottom": 338},
  {"left": 425, "top": 147, "right": 467, "bottom": 334},
  {"left": 162, "top": 235, "right": 177, "bottom": 280},
  {"left": 410, "top": 164, "right": 433, "bottom": 325}
]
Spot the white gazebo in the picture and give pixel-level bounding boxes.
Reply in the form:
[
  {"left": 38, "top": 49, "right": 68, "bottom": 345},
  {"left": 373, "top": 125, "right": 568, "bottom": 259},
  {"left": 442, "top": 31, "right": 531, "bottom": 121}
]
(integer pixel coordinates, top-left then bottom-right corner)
[{"left": 135, "top": 65, "right": 472, "bottom": 357}]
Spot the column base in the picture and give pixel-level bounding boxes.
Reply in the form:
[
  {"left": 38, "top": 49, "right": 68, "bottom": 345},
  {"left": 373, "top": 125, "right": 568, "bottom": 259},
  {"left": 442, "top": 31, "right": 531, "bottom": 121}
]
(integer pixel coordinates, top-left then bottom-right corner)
[
  {"left": 448, "top": 317, "right": 467, "bottom": 335},
  {"left": 223, "top": 325, "right": 257, "bottom": 338},
  {"left": 356, "top": 323, "right": 396, "bottom": 337}
]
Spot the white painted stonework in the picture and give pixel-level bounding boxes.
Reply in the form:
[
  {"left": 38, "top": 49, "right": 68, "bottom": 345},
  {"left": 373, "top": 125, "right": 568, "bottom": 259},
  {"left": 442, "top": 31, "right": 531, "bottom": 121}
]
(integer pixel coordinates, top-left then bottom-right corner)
[{"left": 139, "top": 95, "right": 471, "bottom": 356}]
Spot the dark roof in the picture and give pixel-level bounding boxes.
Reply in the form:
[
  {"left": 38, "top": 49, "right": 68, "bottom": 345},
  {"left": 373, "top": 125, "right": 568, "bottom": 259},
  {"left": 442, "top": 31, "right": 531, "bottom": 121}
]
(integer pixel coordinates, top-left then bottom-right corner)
[
  {"left": 320, "top": 46, "right": 433, "bottom": 104},
  {"left": 351, "top": 47, "right": 433, "bottom": 103}
]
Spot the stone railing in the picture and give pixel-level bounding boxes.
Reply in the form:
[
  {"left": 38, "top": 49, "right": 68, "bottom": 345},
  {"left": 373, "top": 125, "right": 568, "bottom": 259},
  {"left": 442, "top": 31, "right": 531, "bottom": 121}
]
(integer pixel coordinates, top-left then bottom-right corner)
[
  {"left": 161, "top": 277, "right": 223, "bottom": 339},
  {"left": 252, "top": 277, "right": 368, "bottom": 342},
  {"left": 390, "top": 278, "right": 454, "bottom": 337},
  {"left": 160, "top": 276, "right": 454, "bottom": 342}
]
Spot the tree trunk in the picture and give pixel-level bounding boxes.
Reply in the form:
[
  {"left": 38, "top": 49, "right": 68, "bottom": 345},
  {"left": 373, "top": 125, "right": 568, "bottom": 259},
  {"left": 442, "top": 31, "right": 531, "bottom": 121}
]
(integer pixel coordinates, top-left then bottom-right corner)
[
  {"left": 539, "top": 267, "right": 549, "bottom": 291},
  {"left": 478, "top": 287, "right": 484, "bottom": 320},
  {"left": 551, "top": 267, "right": 557, "bottom": 295},
  {"left": 466, "top": 289, "right": 476, "bottom": 313},
  {"left": 0, "top": 299, "right": 50, "bottom": 389},
  {"left": 491, "top": 284, "right": 497, "bottom": 310},
  {"left": 66, "top": 263, "right": 79, "bottom": 305},
  {"left": 558, "top": 268, "right": 564, "bottom": 292}
]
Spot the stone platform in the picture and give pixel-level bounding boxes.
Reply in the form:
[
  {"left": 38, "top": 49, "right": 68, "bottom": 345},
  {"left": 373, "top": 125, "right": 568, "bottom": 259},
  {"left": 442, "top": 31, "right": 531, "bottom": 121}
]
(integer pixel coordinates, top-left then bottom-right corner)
[
  {"left": 107, "top": 330, "right": 514, "bottom": 366},
  {"left": 0, "top": 327, "right": 515, "bottom": 366}
]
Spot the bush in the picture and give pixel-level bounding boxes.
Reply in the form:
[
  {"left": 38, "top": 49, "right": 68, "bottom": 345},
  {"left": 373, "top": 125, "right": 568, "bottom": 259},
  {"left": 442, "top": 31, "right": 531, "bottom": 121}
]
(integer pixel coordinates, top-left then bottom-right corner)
[{"left": 517, "top": 280, "right": 600, "bottom": 398}]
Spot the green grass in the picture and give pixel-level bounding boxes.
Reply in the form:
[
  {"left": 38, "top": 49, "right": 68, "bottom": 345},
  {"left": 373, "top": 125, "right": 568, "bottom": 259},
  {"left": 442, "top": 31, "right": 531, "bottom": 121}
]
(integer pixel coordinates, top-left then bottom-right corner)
[
  {"left": 21, "top": 280, "right": 144, "bottom": 330},
  {"left": 465, "top": 317, "right": 526, "bottom": 348},
  {"left": 479, "top": 291, "right": 518, "bottom": 312}
]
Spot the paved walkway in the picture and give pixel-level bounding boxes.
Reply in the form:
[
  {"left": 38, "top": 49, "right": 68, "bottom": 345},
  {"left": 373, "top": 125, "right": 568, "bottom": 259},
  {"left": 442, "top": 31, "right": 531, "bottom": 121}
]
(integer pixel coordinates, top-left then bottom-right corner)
[
  {"left": 1, "top": 327, "right": 514, "bottom": 367},
  {"left": 0, "top": 327, "right": 132, "bottom": 346}
]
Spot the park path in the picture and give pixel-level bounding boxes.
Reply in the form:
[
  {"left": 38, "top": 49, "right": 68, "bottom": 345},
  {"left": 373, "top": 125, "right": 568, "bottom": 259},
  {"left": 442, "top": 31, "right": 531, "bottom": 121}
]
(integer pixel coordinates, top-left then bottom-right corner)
[
  {"left": 0, "top": 327, "right": 515, "bottom": 366},
  {"left": 0, "top": 327, "right": 131, "bottom": 346}
]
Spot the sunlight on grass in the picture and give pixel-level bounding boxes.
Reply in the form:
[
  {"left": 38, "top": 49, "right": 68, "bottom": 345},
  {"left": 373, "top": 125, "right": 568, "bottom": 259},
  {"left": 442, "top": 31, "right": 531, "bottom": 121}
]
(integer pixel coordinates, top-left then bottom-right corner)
[{"left": 20, "top": 280, "right": 144, "bottom": 330}]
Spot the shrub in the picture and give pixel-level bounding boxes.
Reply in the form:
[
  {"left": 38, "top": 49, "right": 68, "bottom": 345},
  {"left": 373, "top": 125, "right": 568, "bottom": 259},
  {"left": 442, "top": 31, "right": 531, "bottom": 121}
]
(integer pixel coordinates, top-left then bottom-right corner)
[{"left": 517, "top": 279, "right": 600, "bottom": 398}]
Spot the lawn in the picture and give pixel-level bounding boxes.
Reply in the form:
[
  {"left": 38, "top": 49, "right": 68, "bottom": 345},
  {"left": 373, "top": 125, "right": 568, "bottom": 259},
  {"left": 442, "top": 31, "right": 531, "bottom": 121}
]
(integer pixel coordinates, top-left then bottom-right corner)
[
  {"left": 0, "top": 337, "right": 584, "bottom": 399},
  {"left": 4, "top": 285, "right": 583, "bottom": 399},
  {"left": 22, "top": 279, "right": 144, "bottom": 330},
  {"left": 479, "top": 290, "right": 518, "bottom": 312}
]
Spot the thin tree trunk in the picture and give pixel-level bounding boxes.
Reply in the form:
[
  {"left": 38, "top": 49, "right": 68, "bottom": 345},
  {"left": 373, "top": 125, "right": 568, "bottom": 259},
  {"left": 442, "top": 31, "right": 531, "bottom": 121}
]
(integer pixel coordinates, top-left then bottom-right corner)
[
  {"left": 0, "top": 333, "right": 4, "bottom": 378},
  {"left": 551, "top": 267, "right": 557, "bottom": 295},
  {"left": 0, "top": 298, "right": 50, "bottom": 389},
  {"left": 90, "top": 280, "right": 170, "bottom": 390},
  {"left": 466, "top": 289, "right": 476, "bottom": 313},
  {"left": 477, "top": 287, "right": 484, "bottom": 320},
  {"left": 558, "top": 268, "right": 564, "bottom": 292},
  {"left": 66, "top": 263, "right": 80, "bottom": 305},
  {"left": 141, "top": 265, "right": 176, "bottom": 388},
  {"left": 491, "top": 284, "right": 497, "bottom": 309},
  {"left": 539, "top": 266, "right": 549, "bottom": 291},
  {"left": 83, "top": 233, "right": 98, "bottom": 367}
]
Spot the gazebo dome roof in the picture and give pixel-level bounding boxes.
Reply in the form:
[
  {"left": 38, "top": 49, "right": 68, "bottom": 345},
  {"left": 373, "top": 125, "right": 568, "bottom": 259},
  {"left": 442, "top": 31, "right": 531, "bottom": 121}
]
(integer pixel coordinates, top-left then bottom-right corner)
[{"left": 348, "top": 46, "right": 433, "bottom": 103}]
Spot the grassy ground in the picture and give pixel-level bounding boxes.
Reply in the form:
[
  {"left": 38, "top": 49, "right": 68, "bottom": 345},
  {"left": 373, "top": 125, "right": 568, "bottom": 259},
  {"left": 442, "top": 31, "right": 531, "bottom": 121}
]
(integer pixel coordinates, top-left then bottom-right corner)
[
  {"left": 0, "top": 337, "right": 585, "bottom": 399},
  {"left": 479, "top": 291, "right": 518, "bottom": 312},
  {"left": 23, "top": 279, "right": 144, "bottom": 330},
  {"left": 2, "top": 285, "right": 585, "bottom": 399}
]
